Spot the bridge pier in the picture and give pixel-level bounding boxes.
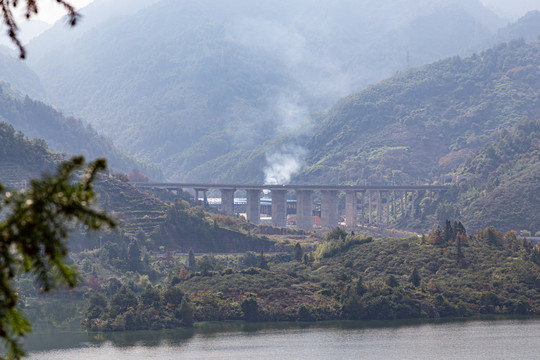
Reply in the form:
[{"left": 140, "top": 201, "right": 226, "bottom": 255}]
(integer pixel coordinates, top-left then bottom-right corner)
[
  {"left": 220, "top": 188, "right": 236, "bottom": 216},
  {"left": 271, "top": 189, "right": 288, "bottom": 227},
  {"left": 134, "top": 183, "right": 447, "bottom": 229},
  {"left": 321, "top": 190, "right": 339, "bottom": 228},
  {"left": 392, "top": 191, "right": 396, "bottom": 216},
  {"left": 386, "top": 191, "right": 390, "bottom": 226},
  {"left": 296, "top": 190, "right": 313, "bottom": 230},
  {"left": 377, "top": 191, "right": 382, "bottom": 226},
  {"left": 411, "top": 190, "right": 418, "bottom": 219},
  {"left": 368, "top": 191, "right": 373, "bottom": 224},
  {"left": 194, "top": 188, "right": 207, "bottom": 206},
  {"left": 360, "top": 191, "right": 365, "bottom": 227},
  {"left": 246, "top": 189, "right": 261, "bottom": 224},
  {"left": 345, "top": 190, "right": 357, "bottom": 229},
  {"left": 401, "top": 191, "right": 406, "bottom": 217}
]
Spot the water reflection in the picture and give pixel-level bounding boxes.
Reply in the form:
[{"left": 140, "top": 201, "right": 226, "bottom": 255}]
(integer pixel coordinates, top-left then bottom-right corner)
[
  {"left": 25, "top": 316, "right": 538, "bottom": 357},
  {"left": 87, "top": 328, "right": 195, "bottom": 348}
]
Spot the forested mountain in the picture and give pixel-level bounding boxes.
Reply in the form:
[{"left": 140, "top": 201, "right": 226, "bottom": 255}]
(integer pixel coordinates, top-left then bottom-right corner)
[
  {"left": 300, "top": 39, "right": 540, "bottom": 184},
  {"left": 0, "top": 83, "right": 161, "bottom": 179},
  {"left": 292, "top": 39, "right": 540, "bottom": 232},
  {"left": 26, "top": 0, "right": 511, "bottom": 181},
  {"left": 453, "top": 119, "right": 540, "bottom": 232}
]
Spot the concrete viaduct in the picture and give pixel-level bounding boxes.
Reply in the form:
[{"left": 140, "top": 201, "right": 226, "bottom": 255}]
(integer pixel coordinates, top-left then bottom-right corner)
[{"left": 135, "top": 183, "right": 448, "bottom": 230}]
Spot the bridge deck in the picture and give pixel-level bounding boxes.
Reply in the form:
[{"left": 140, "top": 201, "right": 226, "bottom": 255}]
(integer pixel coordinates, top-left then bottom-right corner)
[{"left": 134, "top": 182, "right": 449, "bottom": 191}]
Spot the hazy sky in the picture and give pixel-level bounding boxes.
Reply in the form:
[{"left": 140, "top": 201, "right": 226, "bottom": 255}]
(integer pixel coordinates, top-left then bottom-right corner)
[
  {"left": 481, "top": 0, "right": 540, "bottom": 19},
  {"left": 24, "top": 0, "right": 540, "bottom": 24},
  {"left": 19, "top": 0, "right": 94, "bottom": 23}
]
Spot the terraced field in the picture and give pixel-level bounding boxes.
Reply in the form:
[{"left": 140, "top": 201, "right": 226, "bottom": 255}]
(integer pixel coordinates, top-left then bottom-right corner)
[{"left": 95, "top": 176, "right": 170, "bottom": 238}]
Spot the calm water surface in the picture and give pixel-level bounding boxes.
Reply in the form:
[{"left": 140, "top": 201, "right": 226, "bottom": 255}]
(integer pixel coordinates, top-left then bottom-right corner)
[{"left": 27, "top": 318, "right": 540, "bottom": 359}]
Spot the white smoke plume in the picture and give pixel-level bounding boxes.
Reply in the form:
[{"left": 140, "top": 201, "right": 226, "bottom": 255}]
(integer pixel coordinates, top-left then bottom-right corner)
[{"left": 264, "top": 144, "right": 307, "bottom": 185}]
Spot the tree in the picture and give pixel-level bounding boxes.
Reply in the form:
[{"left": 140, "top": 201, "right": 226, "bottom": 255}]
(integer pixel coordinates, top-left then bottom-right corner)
[
  {"left": 385, "top": 274, "right": 399, "bottom": 288},
  {"left": 258, "top": 250, "right": 269, "bottom": 270},
  {"left": 110, "top": 286, "right": 138, "bottom": 314},
  {"left": 294, "top": 242, "right": 303, "bottom": 261},
  {"left": 327, "top": 227, "right": 348, "bottom": 241},
  {"left": 127, "top": 239, "right": 141, "bottom": 271},
  {"left": 179, "top": 295, "right": 194, "bottom": 327},
  {"left": 0, "top": 156, "right": 114, "bottom": 359},
  {"left": 443, "top": 220, "right": 454, "bottom": 244},
  {"left": 409, "top": 267, "right": 421, "bottom": 287},
  {"left": 240, "top": 293, "right": 258, "bottom": 322},
  {"left": 354, "top": 277, "right": 367, "bottom": 296},
  {"left": 85, "top": 292, "right": 108, "bottom": 320},
  {"left": 1, "top": 0, "right": 80, "bottom": 58},
  {"left": 187, "top": 248, "right": 196, "bottom": 271},
  {"left": 162, "top": 285, "right": 184, "bottom": 307},
  {"left": 197, "top": 256, "right": 214, "bottom": 276},
  {"left": 140, "top": 286, "right": 160, "bottom": 308}
]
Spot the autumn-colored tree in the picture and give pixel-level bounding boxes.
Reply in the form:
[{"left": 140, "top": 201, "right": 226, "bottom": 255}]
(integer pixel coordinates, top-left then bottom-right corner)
[{"left": 127, "top": 169, "right": 149, "bottom": 182}]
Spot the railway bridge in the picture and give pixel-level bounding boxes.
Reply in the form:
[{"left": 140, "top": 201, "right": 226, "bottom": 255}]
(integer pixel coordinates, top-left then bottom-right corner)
[{"left": 134, "top": 183, "right": 449, "bottom": 230}]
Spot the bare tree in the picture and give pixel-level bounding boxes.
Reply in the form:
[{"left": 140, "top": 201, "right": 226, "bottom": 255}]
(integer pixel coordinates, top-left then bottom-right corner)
[{"left": 0, "top": 0, "right": 79, "bottom": 58}]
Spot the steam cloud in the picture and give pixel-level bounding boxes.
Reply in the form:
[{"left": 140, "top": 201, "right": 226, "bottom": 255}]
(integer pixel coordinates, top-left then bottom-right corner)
[{"left": 264, "top": 144, "right": 307, "bottom": 184}]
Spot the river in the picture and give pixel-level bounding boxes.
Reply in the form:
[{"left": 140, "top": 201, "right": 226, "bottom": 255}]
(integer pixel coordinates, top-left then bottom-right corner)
[{"left": 27, "top": 318, "right": 540, "bottom": 359}]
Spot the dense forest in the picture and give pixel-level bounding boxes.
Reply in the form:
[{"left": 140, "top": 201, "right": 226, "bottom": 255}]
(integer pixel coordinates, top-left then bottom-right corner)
[{"left": 452, "top": 119, "right": 540, "bottom": 232}]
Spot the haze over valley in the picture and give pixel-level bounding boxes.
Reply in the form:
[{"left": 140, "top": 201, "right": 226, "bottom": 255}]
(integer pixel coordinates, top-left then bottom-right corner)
[
  {"left": 2, "top": 2, "right": 540, "bottom": 357},
  {"left": 11, "top": 0, "right": 539, "bottom": 183}
]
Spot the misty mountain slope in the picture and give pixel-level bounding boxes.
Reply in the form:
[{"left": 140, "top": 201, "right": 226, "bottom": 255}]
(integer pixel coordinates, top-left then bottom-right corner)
[
  {"left": 298, "top": 39, "right": 540, "bottom": 186},
  {"left": 29, "top": 0, "right": 306, "bottom": 176},
  {"left": 495, "top": 10, "right": 540, "bottom": 43},
  {"left": 26, "top": 0, "right": 160, "bottom": 65},
  {"left": 0, "top": 83, "right": 160, "bottom": 178},
  {"left": 0, "top": 48, "right": 45, "bottom": 99},
  {"left": 25, "top": 0, "right": 509, "bottom": 182}
]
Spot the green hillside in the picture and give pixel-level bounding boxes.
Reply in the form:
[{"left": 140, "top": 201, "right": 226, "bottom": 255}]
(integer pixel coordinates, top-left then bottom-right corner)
[
  {"left": 302, "top": 39, "right": 540, "bottom": 184},
  {"left": 94, "top": 176, "right": 274, "bottom": 253},
  {"left": 0, "top": 123, "right": 270, "bottom": 255},
  {"left": 453, "top": 119, "right": 540, "bottom": 232},
  {"left": 0, "top": 83, "right": 160, "bottom": 179},
  {"left": 0, "top": 121, "right": 55, "bottom": 188},
  {"left": 80, "top": 228, "right": 540, "bottom": 330},
  {"left": 291, "top": 39, "right": 540, "bottom": 232}
]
